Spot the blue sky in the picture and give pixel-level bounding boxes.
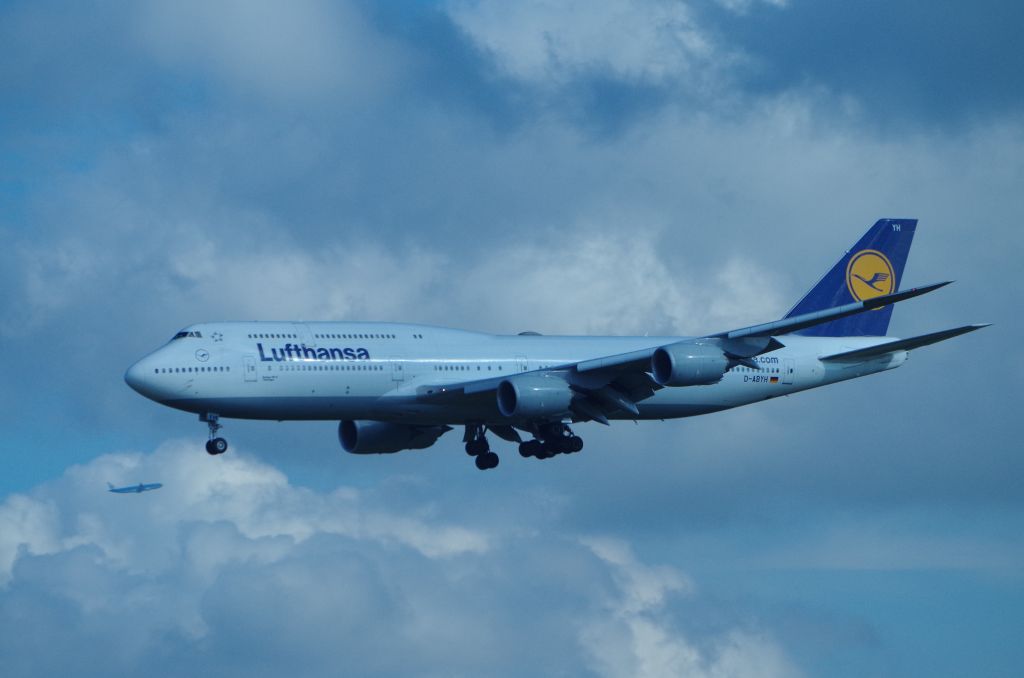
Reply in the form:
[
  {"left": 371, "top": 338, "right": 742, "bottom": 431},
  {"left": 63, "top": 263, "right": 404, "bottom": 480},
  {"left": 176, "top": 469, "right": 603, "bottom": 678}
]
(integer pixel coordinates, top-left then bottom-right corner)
[{"left": 1, "top": 1, "right": 1021, "bottom": 676}]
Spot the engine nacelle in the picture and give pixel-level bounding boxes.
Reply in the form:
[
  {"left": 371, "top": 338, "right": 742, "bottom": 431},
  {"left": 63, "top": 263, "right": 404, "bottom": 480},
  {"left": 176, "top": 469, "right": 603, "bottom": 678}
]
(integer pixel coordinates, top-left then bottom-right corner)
[
  {"left": 339, "top": 420, "right": 450, "bottom": 454},
  {"left": 497, "top": 375, "right": 574, "bottom": 419},
  {"left": 651, "top": 343, "right": 729, "bottom": 386}
]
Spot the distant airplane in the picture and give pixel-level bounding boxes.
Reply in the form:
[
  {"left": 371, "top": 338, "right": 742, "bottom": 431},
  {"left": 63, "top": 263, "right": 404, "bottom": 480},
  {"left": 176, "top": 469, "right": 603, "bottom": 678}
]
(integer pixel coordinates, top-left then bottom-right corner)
[
  {"left": 125, "top": 218, "right": 988, "bottom": 471},
  {"left": 107, "top": 482, "right": 163, "bottom": 494}
]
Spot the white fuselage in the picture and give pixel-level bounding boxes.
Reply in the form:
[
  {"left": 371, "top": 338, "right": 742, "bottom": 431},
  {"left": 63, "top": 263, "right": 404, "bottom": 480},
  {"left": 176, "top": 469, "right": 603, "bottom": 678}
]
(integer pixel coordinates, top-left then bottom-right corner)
[{"left": 125, "top": 321, "right": 906, "bottom": 425}]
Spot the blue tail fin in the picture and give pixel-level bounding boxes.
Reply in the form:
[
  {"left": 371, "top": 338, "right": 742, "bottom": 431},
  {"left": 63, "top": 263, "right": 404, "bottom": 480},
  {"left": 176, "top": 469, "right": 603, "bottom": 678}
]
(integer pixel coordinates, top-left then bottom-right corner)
[{"left": 784, "top": 218, "right": 917, "bottom": 336}]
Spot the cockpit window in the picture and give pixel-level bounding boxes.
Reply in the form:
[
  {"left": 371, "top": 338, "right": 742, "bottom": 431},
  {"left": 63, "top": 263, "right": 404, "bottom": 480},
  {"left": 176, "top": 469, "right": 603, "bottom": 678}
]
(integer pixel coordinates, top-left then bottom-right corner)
[{"left": 172, "top": 331, "right": 203, "bottom": 340}]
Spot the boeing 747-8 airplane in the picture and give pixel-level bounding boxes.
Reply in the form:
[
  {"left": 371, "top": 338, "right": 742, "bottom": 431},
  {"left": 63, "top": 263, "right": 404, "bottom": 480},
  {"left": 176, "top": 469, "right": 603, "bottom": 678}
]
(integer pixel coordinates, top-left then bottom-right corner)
[
  {"left": 125, "top": 219, "right": 987, "bottom": 470},
  {"left": 108, "top": 482, "right": 163, "bottom": 494}
]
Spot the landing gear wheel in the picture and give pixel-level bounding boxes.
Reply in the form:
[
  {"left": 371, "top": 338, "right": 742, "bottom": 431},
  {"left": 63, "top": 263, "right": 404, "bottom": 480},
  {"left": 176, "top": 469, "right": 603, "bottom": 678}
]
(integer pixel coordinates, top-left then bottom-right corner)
[
  {"left": 464, "top": 424, "right": 491, "bottom": 457},
  {"left": 548, "top": 437, "right": 569, "bottom": 455},
  {"left": 532, "top": 423, "right": 584, "bottom": 459},
  {"left": 206, "top": 437, "right": 228, "bottom": 455},
  {"left": 519, "top": 440, "right": 542, "bottom": 458},
  {"left": 201, "top": 413, "right": 227, "bottom": 456},
  {"left": 466, "top": 438, "right": 489, "bottom": 456},
  {"left": 475, "top": 451, "right": 499, "bottom": 470}
]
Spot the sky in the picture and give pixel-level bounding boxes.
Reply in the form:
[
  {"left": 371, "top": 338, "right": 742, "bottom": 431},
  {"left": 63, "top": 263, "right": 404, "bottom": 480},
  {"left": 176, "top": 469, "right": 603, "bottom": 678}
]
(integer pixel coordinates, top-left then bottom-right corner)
[{"left": 1, "top": 0, "right": 1022, "bottom": 676}]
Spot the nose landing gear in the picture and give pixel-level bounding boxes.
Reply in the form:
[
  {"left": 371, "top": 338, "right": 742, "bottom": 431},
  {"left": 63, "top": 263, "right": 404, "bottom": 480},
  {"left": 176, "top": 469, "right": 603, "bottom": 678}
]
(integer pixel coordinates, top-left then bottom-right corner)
[{"left": 201, "top": 413, "right": 228, "bottom": 455}]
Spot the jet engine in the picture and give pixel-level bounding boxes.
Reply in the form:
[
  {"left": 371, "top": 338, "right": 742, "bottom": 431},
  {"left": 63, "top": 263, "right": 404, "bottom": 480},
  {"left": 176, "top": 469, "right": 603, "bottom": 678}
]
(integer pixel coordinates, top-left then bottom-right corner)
[
  {"left": 339, "top": 420, "right": 451, "bottom": 454},
  {"left": 651, "top": 342, "right": 730, "bottom": 386},
  {"left": 497, "top": 375, "right": 574, "bottom": 418}
]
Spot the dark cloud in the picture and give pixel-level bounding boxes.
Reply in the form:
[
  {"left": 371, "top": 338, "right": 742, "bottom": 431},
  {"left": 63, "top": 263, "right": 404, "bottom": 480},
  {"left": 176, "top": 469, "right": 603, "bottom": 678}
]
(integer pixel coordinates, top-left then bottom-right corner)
[{"left": 700, "top": 0, "right": 1024, "bottom": 131}]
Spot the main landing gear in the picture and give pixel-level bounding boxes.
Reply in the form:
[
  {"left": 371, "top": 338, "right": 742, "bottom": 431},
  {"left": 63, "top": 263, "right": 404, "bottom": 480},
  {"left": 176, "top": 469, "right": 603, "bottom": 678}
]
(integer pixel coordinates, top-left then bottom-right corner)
[
  {"left": 464, "top": 424, "right": 499, "bottom": 470},
  {"left": 201, "top": 413, "right": 228, "bottom": 456},
  {"left": 465, "top": 422, "right": 585, "bottom": 468},
  {"left": 518, "top": 423, "right": 583, "bottom": 460}
]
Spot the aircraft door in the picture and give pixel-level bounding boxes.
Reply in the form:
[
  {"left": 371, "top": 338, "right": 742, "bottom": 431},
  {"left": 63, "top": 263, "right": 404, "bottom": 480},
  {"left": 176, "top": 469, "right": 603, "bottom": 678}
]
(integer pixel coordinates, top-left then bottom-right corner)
[
  {"left": 390, "top": 355, "right": 405, "bottom": 383},
  {"left": 515, "top": 355, "right": 528, "bottom": 372},
  {"left": 781, "top": 358, "right": 795, "bottom": 385},
  {"left": 244, "top": 355, "right": 258, "bottom": 382},
  {"left": 293, "top": 322, "right": 315, "bottom": 347}
]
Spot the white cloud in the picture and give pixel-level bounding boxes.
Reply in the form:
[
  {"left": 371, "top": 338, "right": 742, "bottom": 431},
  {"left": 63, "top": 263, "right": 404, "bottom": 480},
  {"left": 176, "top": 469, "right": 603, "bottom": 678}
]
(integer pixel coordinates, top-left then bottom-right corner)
[
  {"left": 455, "top": 229, "right": 778, "bottom": 335},
  {"left": 0, "top": 495, "right": 61, "bottom": 586},
  {"left": 7, "top": 185, "right": 784, "bottom": 339},
  {"left": 0, "top": 442, "right": 491, "bottom": 594},
  {"left": 715, "top": 0, "right": 788, "bottom": 14},
  {"left": 174, "top": 222, "right": 784, "bottom": 337},
  {"left": 7, "top": 76, "right": 1017, "bottom": 346},
  {"left": 584, "top": 536, "right": 694, "bottom": 611},
  {"left": 168, "top": 235, "right": 447, "bottom": 323},
  {"left": 0, "top": 444, "right": 796, "bottom": 676},
  {"left": 578, "top": 538, "right": 801, "bottom": 678},
  {"left": 447, "top": 0, "right": 721, "bottom": 87},
  {"left": 135, "top": 0, "right": 406, "bottom": 103}
]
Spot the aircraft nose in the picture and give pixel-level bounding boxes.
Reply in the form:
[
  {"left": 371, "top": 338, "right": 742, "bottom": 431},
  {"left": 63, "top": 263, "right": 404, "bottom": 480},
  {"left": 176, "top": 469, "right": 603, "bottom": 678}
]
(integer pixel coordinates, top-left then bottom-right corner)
[{"left": 124, "top": 359, "right": 149, "bottom": 396}]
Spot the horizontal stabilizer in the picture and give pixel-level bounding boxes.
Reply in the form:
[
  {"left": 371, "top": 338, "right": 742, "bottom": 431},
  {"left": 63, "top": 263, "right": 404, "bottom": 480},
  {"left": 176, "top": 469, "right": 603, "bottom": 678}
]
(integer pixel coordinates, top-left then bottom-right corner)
[{"left": 819, "top": 324, "right": 990, "bottom": 362}]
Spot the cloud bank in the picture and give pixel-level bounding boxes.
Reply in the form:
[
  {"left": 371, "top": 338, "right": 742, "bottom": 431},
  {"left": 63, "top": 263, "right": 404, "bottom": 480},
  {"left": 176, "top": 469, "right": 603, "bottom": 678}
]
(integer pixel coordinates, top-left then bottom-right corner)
[{"left": 0, "top": 443, "right": 799, "bottom": 677}]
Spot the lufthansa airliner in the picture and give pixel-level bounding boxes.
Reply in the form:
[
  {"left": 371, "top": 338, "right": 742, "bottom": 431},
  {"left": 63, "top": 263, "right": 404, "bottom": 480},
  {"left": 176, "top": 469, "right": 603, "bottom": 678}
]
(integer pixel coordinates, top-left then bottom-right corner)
[{"left": 125, "top": 219, "right": 987, "bottom": 470}]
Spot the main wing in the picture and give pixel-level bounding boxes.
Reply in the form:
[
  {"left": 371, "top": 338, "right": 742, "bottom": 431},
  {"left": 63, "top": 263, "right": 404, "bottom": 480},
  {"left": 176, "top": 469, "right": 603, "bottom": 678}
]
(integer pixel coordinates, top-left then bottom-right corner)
[{"left": 413, "top": 282, "right": 953, "bottom": 422}]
